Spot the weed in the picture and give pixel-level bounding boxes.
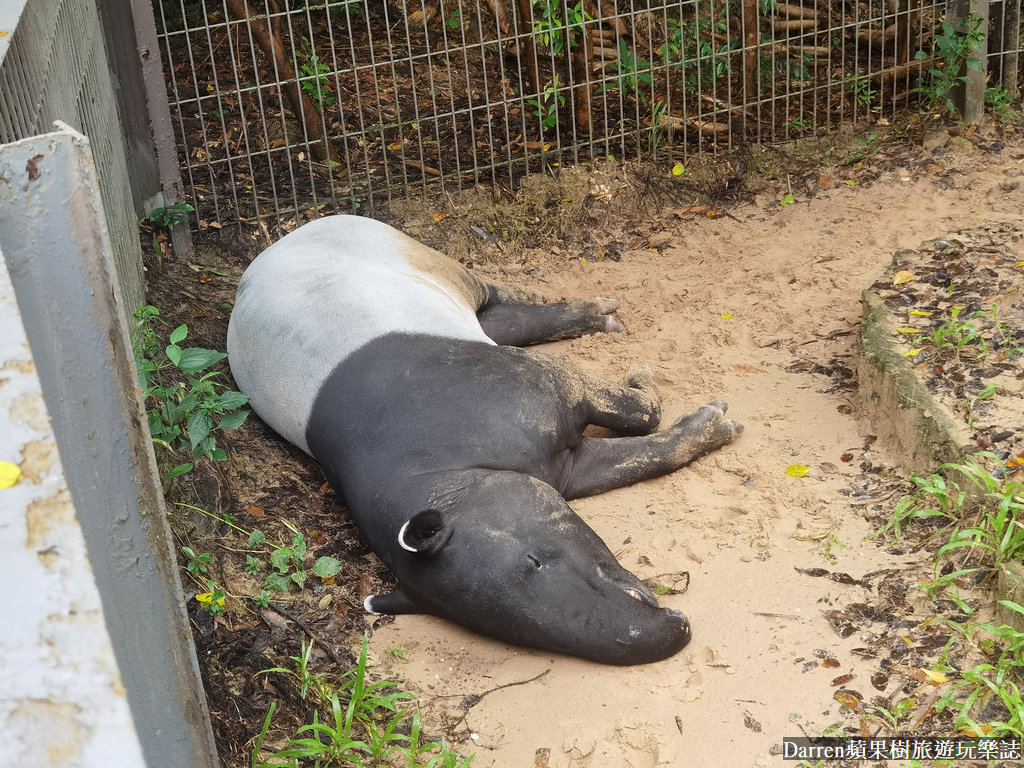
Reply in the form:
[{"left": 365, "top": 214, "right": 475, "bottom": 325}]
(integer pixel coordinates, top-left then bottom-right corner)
[
  {"left": 915, "top": 13, "right": 986, "bottom": 115},
  {"left": 648, "top": 99, "right": 670, "bottom": 155},
  {"left": 599, "top": 38, "right": 654, "bottom": 99},
  {"left": 870, "top": 472, "right": 966, "bottom": 543},
  {"left": 132, "top": 306, "right": 250, "bottom": 480},
  {"left": 842, "top": 131, "right": 881, "bottom": 165},
  {"left": 182, "top": 546, "right": 213, "bottom": 575},
  {"left": 176, "top": 503, "right": 342, "bottom": 597},
  {"left": 933, "top": 603, "right": 1024, "bottom": 737},
  {"left": 195, "top": 579, "right": 227, "bottom": 616},
  {"left": 659, "top": 13, "right": 734, "bottom": 96},
  {"left": 986, "top": 84, "right": 1020, "bottom": 121},
  {"left": 921, "top": 305, "right": 986, "bottom": 361},
  {"left": 963, "top": 383, "right": 997, "bottom": 429},
  {"left": 786, "top": 116, "right": 812, "bottom": 134},
  {"left": 445, "top": 8, "right": 462, "bottom": 30},
  {"left": 845, "top": 75, "right": 878, "bottom": 109},
  {"left": 297, "top": 36, "right": 335, "bottom": 113},
  {"left": 147, "top": 202, "right": 194, "bottom": 261},
  {"left": 865, "top": 698, "right": 916, "bottom": 729},
  {"left": 531, "top": 0, "right": 589, "bottom": 55},
  {"left": 254, "top": 636, "right": 472, "bottom": 767},
  {"left": 528, "top": 76, "right": 565, "bottom": 131}
]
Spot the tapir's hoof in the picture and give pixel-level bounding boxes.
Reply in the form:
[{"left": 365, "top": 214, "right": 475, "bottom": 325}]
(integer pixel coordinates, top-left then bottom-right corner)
[
  {"left": 673, "top": 401, "right": 743, "bottom": 451},
  {"left": 579, "top": 298, "right": 624, "bottom": 333}
]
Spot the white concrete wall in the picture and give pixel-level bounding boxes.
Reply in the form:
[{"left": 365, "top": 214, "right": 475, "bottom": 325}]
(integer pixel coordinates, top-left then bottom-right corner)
[{"left": 0, "top": 249, "right": 146, "bottom": 766}]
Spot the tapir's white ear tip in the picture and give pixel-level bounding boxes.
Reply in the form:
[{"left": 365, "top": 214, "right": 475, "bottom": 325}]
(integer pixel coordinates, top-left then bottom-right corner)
[
  {"left": 364, "top": 595, "right": 380, "bottom": 615},
  {"left": 397, "top": 519, "right": 419, "bottom": 552}
]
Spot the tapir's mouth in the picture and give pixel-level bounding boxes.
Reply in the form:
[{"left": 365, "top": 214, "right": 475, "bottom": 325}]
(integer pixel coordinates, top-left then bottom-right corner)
[{"left": 623, "top": 587, "right": 659, "bottom": 609}]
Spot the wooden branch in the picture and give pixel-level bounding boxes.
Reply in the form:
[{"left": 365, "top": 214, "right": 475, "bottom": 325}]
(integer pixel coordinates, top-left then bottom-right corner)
[
  {"left": 223, "top": 0, "right": 336, "bottom": 165},
  {"left": 872, "top": 55, "right": 937, "bottom": 83},
  {"left": 772, "top": 19, "right": 818, "bottom": 32},
  {"left": 776, "top": 3, "right": 820, "bottom": 19}
]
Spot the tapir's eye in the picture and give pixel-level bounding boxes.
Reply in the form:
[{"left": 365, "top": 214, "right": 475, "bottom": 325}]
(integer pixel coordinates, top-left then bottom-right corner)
[{"left": 526, "top": 553, "right": 542, "bottom": 569}]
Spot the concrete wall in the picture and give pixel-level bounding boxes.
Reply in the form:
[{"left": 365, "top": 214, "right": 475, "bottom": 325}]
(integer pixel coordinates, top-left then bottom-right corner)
[{"left": 0, "top": 126, "right": 218, "bottom": 767}]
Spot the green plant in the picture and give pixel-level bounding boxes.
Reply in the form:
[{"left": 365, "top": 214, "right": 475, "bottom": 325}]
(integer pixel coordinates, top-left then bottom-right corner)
[
  {"left": 933, "top": 603, "right": 1024, "bottom": 737},
  {"left": 845, "top": 75, "right": 878, "bottom": 109},
  {"left": 531, "top": 0, "right": 589, "bottom": 55},
  {"left": 921, "top": 305, "right": 986, "bottom": 361},
  {"left": 297, "top": 36, "right": 335, "bottom": 112},
  {"left": 250, "top": 523, "right": 343, "bottom": 594},
  {"left": 445, "top": 8, "right": 462, "bottom": 29},
  {"left": 648, "top": 99, "right": 669, "bottom": 154},
  {"left": 600, "top": 38, "right": 654, "bottom": 99},
  {"left": 842, "top": 131, "right": 881, "bottom": 164},
  {"left": 986, "top": 84, "right": 1019, "bottom": 121},
  {"left": 182, "top": 546, "right": 213, "bottom": 575},
  {"left": 527, "top": 76, "right": 565, "bottom": 131},
  {"left": 786, "top": 116, "right": 811, "bottom": 133},
  {"left": 196, "top": 578, "right": 227, "bottom": 616},
  {"left": 255, "top": 636, "right": 472, "bottom": 767},
  {"left": 147, "top": 202, "right": 194, "bottom": 261},
  {"left": 963, "top": 382, "right": 997, "bottom": 429},
  {"left": 936, "top": 464, "right": 1024, "bottom": 569},
  {"left": 132, "top": 306, "right": 250, "bottom": 480},
  {"left": 870, "top": 471, "right": 966, "bottom": 543},
  {"left": 915, "top": 13, "right": 986, "bottom": 115},
  {"left": 659, "top": 13, "right": 734, "bottom": 96},
  {"left": 865, "top": 698, "right": 916, "bottom": 729}
]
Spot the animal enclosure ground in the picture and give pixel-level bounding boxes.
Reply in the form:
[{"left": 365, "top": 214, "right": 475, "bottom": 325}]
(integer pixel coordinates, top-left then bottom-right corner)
[{"left": 146, "top": 116, "right": 1024, "bottom": 767}]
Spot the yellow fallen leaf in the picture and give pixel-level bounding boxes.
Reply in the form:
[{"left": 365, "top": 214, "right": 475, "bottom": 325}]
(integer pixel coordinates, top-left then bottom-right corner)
[
  {"left": 892, "top": 270, "right": 915, "bottom": 285},
  {"left": 1014, "top": 262, "right": 1024, "bottom": 268},
  {"left": 0, "top": 460, "right": 22, "bottom": 489},
  {"left": 834, "top": 692, "right": 860, "bottom": 710},
  {"left": 386, "top": 141, "right": 403, "bottom": 151},
  {"left": 896, "top": 327, "right": 922, "bottom": 334},
  {"left": 672, "top": 163, "right": 685, "bottom": 176},
  {"left": 196, "top": 592, "right": 225, "bottom": 606},
  {"left": 432, "top": 212, "right": 448, "bottom": 222},
  {"left": 786, "top": 464, "right": 809, "bottom": 478},
  {"left": 921, "top": 669, "right": 949, "bottom": 684},
  {"left": 908, "top": 310, "right": 932, "bottom": 316},
  {"left": 903, "top": 348, "right": 922, "bottom": 356},
  {"left": 721, "top": 313, "right": 733, "bottom": 320}
]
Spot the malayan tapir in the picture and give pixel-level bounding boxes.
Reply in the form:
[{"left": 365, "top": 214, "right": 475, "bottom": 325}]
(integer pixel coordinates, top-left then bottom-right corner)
[{"left": 227, "top": 215, "right": 742, "bottom": 665}]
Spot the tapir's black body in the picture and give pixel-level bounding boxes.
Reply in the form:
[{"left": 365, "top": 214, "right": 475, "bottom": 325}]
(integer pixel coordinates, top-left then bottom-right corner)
[{"left": 228, "top": 215, "right": 742, "bottom": 665}]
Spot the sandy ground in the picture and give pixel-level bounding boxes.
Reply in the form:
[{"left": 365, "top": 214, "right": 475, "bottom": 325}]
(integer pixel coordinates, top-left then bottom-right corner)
[{"left": 350, "top": 127, "right": 1024, "bottom": 768}]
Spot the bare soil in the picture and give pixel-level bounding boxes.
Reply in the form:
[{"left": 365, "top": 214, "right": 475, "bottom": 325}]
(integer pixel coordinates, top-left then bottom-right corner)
[{"left": 146, "top": 116, "right": 1024, "bottom": 768}]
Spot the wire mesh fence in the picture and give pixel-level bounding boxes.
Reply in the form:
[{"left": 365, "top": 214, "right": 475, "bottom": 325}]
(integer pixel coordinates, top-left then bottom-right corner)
[{"left": 153, "top": 0, "right": 1021, "bottom": 229}]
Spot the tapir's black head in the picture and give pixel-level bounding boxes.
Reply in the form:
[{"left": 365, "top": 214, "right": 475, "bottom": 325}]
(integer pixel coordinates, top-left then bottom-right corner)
[{"left": 368, "top": 472, "right": 691, "bottom": 665}]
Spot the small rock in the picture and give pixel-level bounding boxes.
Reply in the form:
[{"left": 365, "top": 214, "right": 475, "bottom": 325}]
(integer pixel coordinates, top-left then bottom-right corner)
[
  {"left": 648, "top": 230, "right": 674, "bottom": 249},
  {"left": 922, "top": 128, "right": 949, "bottom": 151}
]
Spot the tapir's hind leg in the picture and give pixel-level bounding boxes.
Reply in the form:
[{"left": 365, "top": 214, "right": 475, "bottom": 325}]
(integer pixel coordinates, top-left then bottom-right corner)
[
  {"left": 477, "top": 283, "right": 624, "bottom": 346},
  {"left": 561, "top": 402, "right": 743, "bottom": 500}
]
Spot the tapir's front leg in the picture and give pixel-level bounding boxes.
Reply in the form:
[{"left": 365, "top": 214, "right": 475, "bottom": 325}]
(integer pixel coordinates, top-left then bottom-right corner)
[
  {"left": 561, "top": 402, "right": 742, "bottom": 500},
  {"left": 477, "top": 283, "right": 624, "bottom": 346}
]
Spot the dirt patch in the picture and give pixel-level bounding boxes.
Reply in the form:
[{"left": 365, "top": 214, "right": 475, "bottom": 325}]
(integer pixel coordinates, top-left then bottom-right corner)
[{"left": 144, "top": 116, "right": 1024, "bottom": 767}]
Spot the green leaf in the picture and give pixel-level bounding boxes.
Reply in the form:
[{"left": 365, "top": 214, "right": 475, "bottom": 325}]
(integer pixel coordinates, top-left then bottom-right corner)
[
  {"left": 248, "top": 529, "right": 266, "bottom": 548},
  {"left": 218, "top": 410, "right": 249, "bottom": 430},
  {"left": 217, "top": 391, "right": 250, "bottom": 410},
  {"left": 290, "top": 570, "right": 308, "bottom": 589},
  {"left": 169, "top": 324, "right": 188, "bottom": 345},
  {"left": 175, "top": 347, "right": 227, "bottom": 373},
  {"left": 312, "top": 556, "right": 342, "bottom": 578},
  {"left": 265, "top": 572, "right": 292, "bottom": 592},
  {"left": 209, "top": 447, "right": 227, "bottom": 462},
  {"left": 163, "top": 462, "right": 193, "bottom": 480},
  {"left": 187, "top": 411, "right": 213, "bottom": 450},
  {"left": 271, "top": 547, "right": 293, "bottom": 573},
  {"left": 291, "top": 534, "right": 307, "bottom": 561},
  {"left": 165, "top": 343, "right": 182, "bottom": 366}
]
